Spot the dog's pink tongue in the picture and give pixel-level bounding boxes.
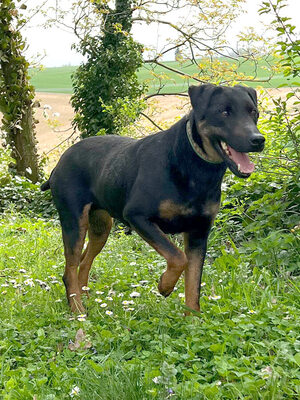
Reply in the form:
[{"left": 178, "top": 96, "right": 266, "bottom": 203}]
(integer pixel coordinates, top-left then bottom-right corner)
[{"left": 227, "top": 145, "right": 255, "bottom": 174}]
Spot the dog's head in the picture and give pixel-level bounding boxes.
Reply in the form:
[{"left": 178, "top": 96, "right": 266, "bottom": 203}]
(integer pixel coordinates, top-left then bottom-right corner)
[{"left": 188, "top": 84, "right": 265, "bottom": 178}]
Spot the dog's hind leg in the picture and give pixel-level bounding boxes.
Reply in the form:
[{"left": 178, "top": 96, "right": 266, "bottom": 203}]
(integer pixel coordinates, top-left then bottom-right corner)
[
  {"left": 60, "top": 203, "right": 91, "bottom": 313},
  {"left": 78, "top": 209, "right": 112, "bottom": 294}
]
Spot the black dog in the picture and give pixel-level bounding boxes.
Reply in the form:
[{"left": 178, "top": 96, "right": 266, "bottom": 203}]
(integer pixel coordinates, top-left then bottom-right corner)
[{"left": 41, "top": 84, "right": 265, "bottom": 313}]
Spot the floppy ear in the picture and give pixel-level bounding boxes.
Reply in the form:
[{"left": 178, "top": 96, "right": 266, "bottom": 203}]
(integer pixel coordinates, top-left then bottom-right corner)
[
  {"left": 235, "top": 85, "right": 257, "bottom": 106},
  {"left": 188, "top": 84, "right": 217, "bottom": 120}
]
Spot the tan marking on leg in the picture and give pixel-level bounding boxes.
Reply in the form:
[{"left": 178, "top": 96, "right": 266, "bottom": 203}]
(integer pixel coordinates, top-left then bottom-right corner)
[
  {"left": 63, "top": 203, "right": 91, "bottom": 313},
  {"left": 183, "top": 233, "right": 205, "bottom": 315},
  {"left": 78, "top": 210, "right": 112, "bottom": 294},
  {"left": 184, "top": 251, "right": 203, "bottom": 313},
  {"left": 157, "top": 248, "right": 188, "bottom": 297},
  {"left": 159, "top": 200, "right": 193, "bottom": 220}
]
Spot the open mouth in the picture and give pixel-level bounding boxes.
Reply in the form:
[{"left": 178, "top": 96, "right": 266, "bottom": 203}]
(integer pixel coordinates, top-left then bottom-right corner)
[{"left": 219, "top": 141, "right": 255, "bottom": 178}]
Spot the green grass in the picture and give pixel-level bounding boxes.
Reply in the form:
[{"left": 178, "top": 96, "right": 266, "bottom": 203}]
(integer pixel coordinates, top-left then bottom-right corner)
[
  {"left": 29, "top": 59, "right": 294, "bottom": 94},
  {"left": 0, "top": 214, "right": 299, "bottom": 399}
]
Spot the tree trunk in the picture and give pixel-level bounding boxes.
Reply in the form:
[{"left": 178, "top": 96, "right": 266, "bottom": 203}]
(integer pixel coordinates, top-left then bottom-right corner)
[
  {"left": 10, "top": 104, "right": 40, "bottom": 183},
  {"left": 0, "top": 1, "right": 41, "bottom": 183}
]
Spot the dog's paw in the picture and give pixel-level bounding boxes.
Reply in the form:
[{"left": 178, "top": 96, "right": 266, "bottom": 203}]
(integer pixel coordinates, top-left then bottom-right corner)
[{"left": 158, "top": 273, "right": 175, "bottom": 297}]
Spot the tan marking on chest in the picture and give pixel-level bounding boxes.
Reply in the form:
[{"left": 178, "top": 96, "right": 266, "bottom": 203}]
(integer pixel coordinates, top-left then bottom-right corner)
[{"left": 159, "top": 200, "right": 193, "bottom": 220}]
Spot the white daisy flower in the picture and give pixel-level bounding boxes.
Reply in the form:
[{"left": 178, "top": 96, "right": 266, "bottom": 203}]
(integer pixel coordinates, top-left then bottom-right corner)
[
  {"left": 209, "top": 295, "right": 221, "bottom": 300},
  {"left": 70, "top": 385, "right": 80, "bottom": 397},
  {"left": 130, "top": 291, "right": 140, "bottom": 298}
]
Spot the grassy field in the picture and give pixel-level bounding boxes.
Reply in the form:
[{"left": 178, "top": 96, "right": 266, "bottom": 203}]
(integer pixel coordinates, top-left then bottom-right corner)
[
  {"left": 0, "top": 211, "right": 299, "bottom": 399},
  {"left": 29, "top": 59, "right": 292, "bottom": 94}
]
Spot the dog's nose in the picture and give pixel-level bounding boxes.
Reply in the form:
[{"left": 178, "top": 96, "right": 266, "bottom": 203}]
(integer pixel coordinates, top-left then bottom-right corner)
[{"left": 250, "top": 134, "right": 265, "bottom": 147}]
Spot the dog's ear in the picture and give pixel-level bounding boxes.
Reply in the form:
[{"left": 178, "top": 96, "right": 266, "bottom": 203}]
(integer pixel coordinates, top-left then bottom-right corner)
[
  {"left": 235, "top": 85, "right": 257, "bottom": 106},
  {"left": 188, "top": 84, "right": 217, "bottom": 119}
]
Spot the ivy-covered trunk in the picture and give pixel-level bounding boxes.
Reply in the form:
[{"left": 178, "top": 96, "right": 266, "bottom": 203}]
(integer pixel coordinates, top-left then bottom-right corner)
[
  {"left": 71, "top": 0, "right": 146, "bottom": 138},
  {"left": 0, "top": 0, "right": 40, "bottom": 183}
]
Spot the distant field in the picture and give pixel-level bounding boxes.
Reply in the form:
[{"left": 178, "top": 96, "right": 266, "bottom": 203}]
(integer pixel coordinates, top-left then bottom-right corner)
[{"left": 29, "top": 59, "right": 292, "bottom": 94}]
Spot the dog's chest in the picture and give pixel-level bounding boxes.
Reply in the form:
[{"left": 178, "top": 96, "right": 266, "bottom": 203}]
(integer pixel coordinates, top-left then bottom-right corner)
[{"left": 156, "top": 199, "right": 219, "bottom": 234}]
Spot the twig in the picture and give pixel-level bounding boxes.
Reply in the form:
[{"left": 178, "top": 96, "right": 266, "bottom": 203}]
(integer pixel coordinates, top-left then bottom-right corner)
[{"left": 140, "top": 112, "right": 163, "bottom": 131}]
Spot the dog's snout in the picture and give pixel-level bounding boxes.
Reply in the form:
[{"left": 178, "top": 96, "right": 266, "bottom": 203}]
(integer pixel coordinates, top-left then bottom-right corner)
[{"left": 250, "top": 134, "right": 265, "bottom": 147}]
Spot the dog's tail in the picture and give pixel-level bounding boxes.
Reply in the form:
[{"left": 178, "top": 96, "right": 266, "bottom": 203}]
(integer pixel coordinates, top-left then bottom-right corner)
[{"left": 40, "top": 180, "right": 50, "bottom": 191}]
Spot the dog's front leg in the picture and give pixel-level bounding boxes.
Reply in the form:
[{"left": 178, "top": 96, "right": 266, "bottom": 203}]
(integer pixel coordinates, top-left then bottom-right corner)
[
  {"left": 124, "top": 213, "right": 187, "bottom": 296},
  {"left": 183, "top": 231, "right": 210, "bottom": 312}
]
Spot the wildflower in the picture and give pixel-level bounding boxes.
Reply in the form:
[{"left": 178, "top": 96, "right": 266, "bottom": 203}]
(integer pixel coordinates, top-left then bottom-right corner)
[
  {"left": 122, "top": 300, "right": 134, "bottom": 306},
  {"left": 1, "top": 291, "right": 7, "bottom": 295},
  {"left": 1, "top": 283, "right": 9, "bottom": 288},
  {"left": 209, "top": 295, "right": 221, "bottom": 300},
  {"left": 106, "top": 296, "right": 113, "bottom": 301},
  {"left": 178, "top": 293, "right": 185, "bottom": 298},
  {"left": 261, "top": 366, "right": 272, "bottom": 379},
  {"left": 105, "top": 310, "right": 113, "bottom": 316},
  {"left": 55, "top": 299, "right": 62, "bottom": 303},
  {"left": 24, "top": 278, "right": 35, "bottom": 287},
  {"left": 125, "top": 307, "right": 135, "bottom": 311},
  {"left": 248, "top": 309, "right": 256, "bottom": 314},
  {"left": 19, "top": 268, "right": 26, "bottom": 273},
  {"left": 70, "top": 385, "right": 80, "bottom": 397},
  {"left": 152, "top": 376, "right": 161, "bottom": 384},
  {"left": 201, "top": 282, "right": 206, "bottom": 287},
  {"left": 52, "top": 112, "right": 60, "bottom": 117},
  {"left": 43, "top": 104, "right": 52, "bottom": 110},
  {"left": 13, "top": 283, "right": 21, "bottom": 289},
  {"left": 139, "top": 280, "right": 149, "bottom": 285},
  {"left": 96, "top": 290, "right": 104, "bottom": 295},
  {"left": 118, "top": 293, "right": 124, "bottom": 297},
  {"left": 131, "top": 283, "right": 140, "bottom": 288},
  {"left": 9, "top": 256, "right": 16, "bottom": 260},
  {"left": 81, "top": 286, "right": 90, "bottom": 292},
  {"left": 130, "top": 291, "right": 140, "bottom": 298},
  {"left": 100, "top": 303, "right": 107, "bottom": 308},
  {"left": 129, "top": 261, "right": 137, "bottom": 266},
  {"left": 95, "top": 298, "right": 102, "bottom": 303},
  {"left": 216, "top": 381, "right": 222, "bottom": 386},
  {"left": 77, "top": 314, "right": 87, "bottom": 322}
]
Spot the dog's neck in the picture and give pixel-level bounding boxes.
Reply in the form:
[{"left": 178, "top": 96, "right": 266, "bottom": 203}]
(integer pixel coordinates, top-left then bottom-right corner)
[{"left": 186, "top": 114, "right": 223, "bottom": 164}]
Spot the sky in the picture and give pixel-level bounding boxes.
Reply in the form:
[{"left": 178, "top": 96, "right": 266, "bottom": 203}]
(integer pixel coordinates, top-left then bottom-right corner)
[{"left": 22, "top": 0, "right": 300, "bottom": 67}]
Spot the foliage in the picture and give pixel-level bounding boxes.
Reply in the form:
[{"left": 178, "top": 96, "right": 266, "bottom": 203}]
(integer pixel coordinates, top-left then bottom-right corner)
[
  {"left": 0, "top": 0, "right": 40, "bottom": 182},
  {"left": 71, "top": 0, "right": 146, "bottom": 137},
  {"left": 0, "top": 215, "right": 299, "bottom": 399},
  {"left": 259, "top": 0, "right": 300, "bottom": 80},
  {"left": 0, "top": 167, "right": 56, "bottom": 219},
  {"left": 213, "top": 0, "right": 300, "bottom": 276}
]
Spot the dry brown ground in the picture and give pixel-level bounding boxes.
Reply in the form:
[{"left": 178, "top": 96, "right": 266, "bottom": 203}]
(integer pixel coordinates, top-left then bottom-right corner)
[{"left": 33, "top": 87, "right": 294, "bottom": 155}]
